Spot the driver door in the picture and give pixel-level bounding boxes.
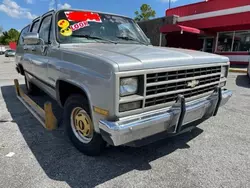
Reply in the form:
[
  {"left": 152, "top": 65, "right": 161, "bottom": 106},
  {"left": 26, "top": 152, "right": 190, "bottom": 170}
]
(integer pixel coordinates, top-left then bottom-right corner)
[{"left": 31, "top": 14, "right": 53, "bottom": 94}]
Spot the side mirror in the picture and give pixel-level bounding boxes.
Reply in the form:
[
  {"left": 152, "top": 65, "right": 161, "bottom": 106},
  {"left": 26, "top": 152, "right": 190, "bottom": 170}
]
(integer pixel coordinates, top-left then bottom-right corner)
[{"left": 23, "top": 33, "right": 40, "bottom": 45}]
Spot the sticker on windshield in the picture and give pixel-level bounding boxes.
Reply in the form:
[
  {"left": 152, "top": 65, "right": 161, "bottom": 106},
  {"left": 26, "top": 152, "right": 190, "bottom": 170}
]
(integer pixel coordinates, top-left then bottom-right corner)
[
  {"left": 70, "top": 21, "right": 89, "bottom": 32},
  {"left": 58, "top": 19, "right": 72, "bottom": 36},
  {"left": 64, "top": 11, "right": 102, "bottom": 23}
]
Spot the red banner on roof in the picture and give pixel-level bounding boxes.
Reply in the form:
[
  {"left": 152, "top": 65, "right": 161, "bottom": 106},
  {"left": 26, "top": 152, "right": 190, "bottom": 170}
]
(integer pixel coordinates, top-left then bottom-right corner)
[{"left": 64, "top": 11, "right": 102, "bottom": 23}]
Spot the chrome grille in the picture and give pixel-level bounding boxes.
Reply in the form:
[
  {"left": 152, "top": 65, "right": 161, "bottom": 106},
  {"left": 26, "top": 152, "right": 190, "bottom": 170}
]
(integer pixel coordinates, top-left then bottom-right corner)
[
  {"left": 147, "top": 66, "right": 221, "bottom": 83},
  {"left": 145, "top": 66, "right": 221, "bottom": 107},
  {"left": 145, "top": 84, "right": 217, "bottom": 107},
  {"left": 146, "top": 75, "right": 221, "bottom": 95}
]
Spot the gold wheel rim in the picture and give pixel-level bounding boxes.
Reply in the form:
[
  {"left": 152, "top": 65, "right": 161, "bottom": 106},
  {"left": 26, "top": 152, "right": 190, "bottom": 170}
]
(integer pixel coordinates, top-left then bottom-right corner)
[{"left": 70, "top": 107, "right": 93, "bottom": 143}]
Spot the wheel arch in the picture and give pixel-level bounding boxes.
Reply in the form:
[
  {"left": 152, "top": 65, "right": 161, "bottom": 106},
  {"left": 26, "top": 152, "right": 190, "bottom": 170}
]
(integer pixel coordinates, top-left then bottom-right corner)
[{"left": 56, "top": 79, "right": 93, "bottom": 113}]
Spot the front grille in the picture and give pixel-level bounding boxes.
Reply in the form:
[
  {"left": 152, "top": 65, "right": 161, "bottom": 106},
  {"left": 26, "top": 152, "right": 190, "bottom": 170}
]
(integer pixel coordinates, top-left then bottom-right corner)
[
  {"left": 146, "top": 75, "right": 220, "bottom": 96},
  {"left": 145, "top": 84, "right": 217, "bottom": 107},
  {"left": 145, "top": 66, "right": 222, "bottom": 108},
  {"left": 147, "top": 66, "right": 221, "bottom": 83}
]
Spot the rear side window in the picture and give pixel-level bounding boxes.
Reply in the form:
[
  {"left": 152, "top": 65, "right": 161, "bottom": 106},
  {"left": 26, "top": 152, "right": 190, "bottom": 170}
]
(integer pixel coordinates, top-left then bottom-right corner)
[
  {"left": 18, "top": 25, "right": 30, "bottom": 46},
  {"left": 31, "top": 20, "right": 40, "bottom": 32},
  {"left": 38, "top": 15, "right": 52, "bottom": 44}
]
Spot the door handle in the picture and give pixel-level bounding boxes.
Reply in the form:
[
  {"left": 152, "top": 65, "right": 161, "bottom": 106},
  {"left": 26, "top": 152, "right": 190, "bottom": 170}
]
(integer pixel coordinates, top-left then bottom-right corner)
[
  {"left": 23, "top": 47, "right": 28, "bottom": 50},
  {"left": 31, "top": 47, "right": 36, "bottom": 51}
]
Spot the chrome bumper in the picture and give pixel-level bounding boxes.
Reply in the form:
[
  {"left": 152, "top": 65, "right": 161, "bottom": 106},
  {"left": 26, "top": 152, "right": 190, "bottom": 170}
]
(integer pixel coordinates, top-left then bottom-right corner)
[{"left": 99, "top": 88, "right": 232, "bottom": 146}]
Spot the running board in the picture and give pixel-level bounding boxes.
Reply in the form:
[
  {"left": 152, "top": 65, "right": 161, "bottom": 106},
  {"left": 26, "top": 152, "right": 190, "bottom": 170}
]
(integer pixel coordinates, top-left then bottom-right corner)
[{"left": 14, "top": 79, "right": 57, "bottom": 130}]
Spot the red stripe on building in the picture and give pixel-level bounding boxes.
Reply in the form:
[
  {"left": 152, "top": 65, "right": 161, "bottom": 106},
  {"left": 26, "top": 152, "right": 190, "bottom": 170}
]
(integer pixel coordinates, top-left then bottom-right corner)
[
  {"left": 178, "top": 12, "right": 250, "bottom": 30},
  {"left": 166, "top": 0, "right": 250, "bottom": 17}
]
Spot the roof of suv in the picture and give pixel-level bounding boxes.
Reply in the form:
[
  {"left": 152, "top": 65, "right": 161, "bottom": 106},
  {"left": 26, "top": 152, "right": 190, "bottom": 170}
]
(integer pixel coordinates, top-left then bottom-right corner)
[{"left": 26, "top": 8, "right": 133, "bottom": 30}]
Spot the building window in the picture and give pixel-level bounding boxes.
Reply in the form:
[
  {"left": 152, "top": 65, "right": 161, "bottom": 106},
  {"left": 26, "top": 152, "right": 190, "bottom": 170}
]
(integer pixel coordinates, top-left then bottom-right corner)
[
  {"left": 233, "top": 31, "right": 250, "bottom": 52},
  {"left": 217, "top": 32, "right": 234, "bottom": 52},
  {"left": 216, "top": 30, "right": 250, "bottom": 52}
]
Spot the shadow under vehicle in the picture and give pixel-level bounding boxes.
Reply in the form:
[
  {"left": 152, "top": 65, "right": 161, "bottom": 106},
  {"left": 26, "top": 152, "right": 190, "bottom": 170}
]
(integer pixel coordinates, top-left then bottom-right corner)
[{"left": 1, "top": 84, "right": 205, "bottom": 188}]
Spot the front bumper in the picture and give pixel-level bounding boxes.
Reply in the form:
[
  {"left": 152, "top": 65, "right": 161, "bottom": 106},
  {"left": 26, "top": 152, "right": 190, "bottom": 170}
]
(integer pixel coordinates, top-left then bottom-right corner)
[{"left": 99, "top": 88, "right": 232, "bottom": 146}]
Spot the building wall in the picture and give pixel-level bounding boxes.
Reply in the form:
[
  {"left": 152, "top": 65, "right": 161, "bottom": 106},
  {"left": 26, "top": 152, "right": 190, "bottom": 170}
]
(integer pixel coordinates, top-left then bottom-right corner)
[
  {"left": 137, "top": 16, "right": 178, "bottom": 46},
  {"left": 163, "top": 0, "right": 250, "bottom": 66},
  {"left": 9, "top": 42, "right": 17, "bottom": 50}
]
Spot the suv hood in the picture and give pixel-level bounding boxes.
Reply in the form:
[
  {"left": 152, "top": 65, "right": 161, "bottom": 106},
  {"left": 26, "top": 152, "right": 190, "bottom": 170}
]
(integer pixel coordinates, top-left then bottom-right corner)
[{"left": 60, "top": 44, "right": 229, "bottom": 71}]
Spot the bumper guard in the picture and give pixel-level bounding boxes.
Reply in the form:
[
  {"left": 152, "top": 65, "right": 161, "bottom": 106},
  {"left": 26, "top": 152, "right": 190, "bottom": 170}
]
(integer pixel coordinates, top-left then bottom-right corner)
[{"left": 99, "top": 88, "right": 232, "bottom": 146}]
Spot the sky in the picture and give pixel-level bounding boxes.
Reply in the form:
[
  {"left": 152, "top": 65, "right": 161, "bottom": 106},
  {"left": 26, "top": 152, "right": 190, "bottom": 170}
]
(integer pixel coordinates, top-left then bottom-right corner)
[{"left": 0, "top": 0, "right": 202, "bottom": 31}]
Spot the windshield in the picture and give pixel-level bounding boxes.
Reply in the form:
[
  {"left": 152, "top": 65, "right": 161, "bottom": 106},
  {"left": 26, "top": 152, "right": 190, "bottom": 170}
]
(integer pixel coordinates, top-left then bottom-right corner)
[{"left": 56, "top": 10, "right": 150, "bottom": 45}]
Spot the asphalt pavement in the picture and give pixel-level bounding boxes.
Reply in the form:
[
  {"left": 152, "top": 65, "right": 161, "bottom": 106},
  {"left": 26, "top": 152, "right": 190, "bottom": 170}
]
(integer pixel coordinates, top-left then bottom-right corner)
[{"left": 0, "top": 55, "right": 250, "bottom": 188}]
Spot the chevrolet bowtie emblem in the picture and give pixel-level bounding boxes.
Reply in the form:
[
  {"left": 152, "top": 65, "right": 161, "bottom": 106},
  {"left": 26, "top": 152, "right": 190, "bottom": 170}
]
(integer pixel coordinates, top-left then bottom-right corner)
[{"left": 187, "top": 80, "right": 199, "bottom": 88}]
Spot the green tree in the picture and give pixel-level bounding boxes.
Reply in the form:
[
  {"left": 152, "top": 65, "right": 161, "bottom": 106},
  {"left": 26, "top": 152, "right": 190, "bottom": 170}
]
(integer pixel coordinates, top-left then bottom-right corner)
[
  {"left": 134, "top": 4, "right": 156, "bottom": 22},
  {"left": 0, "top": 26, "right": 3, "bottom": 44},
  {"left": 0, "top": 28, "right": 20, "bottom": 45},
  {"left": 6, "top": 28, "right": 19, "bottom": 42},
  {"left": 0, "top": 32, "right": 8, "bottom": 45}
]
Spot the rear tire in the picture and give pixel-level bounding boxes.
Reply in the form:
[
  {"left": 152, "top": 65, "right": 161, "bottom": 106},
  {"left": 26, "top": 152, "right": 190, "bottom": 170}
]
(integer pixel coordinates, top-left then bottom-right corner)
[
  {"left": 25, "top": 74, "right": 40, "bottom": 95},
  {"left": 63, "top": 94, "right": 106, "bottom": 156}
]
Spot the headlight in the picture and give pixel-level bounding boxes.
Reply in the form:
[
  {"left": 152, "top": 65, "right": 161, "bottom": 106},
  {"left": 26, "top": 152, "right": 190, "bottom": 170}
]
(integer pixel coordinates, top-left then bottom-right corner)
[
  {"left": 221, "top": 65, "right": 228, "bottom": 78},
  {"left": 120, "top": 77, "right": 138, "bottom": 97}
]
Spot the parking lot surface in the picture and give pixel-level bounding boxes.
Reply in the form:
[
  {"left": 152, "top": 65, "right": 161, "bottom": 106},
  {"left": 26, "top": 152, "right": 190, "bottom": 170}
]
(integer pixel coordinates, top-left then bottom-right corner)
[{"left": 0, "top": 55, "right": 250, "bottom": 188}]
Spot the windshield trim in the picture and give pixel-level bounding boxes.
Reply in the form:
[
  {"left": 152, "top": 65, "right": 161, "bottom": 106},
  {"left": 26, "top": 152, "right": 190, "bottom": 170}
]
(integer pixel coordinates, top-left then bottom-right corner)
[{"left": 55, "top": 9, "right": 150, "bottom": 45}]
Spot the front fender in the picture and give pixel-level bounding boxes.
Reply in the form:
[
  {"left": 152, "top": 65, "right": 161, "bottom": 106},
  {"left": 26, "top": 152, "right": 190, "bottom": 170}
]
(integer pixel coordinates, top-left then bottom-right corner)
[{"left": 55, "top": 78, "right": 92, "bottom": 108}]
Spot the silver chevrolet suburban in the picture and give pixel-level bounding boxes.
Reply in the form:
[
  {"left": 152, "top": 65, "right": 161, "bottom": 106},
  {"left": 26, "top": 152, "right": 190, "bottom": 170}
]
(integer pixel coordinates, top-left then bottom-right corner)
[{"left": 15, "top": 9, "right": 232, "bottom": 156}]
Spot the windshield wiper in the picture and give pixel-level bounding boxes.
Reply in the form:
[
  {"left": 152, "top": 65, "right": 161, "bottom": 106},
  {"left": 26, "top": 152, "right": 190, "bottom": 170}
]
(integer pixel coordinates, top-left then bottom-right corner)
[
  {"left": 116, "top": 36, "right": 148, "bottom": 45},
  {"left": 71, "top": 34, "right": 117, "bottom": 44}
]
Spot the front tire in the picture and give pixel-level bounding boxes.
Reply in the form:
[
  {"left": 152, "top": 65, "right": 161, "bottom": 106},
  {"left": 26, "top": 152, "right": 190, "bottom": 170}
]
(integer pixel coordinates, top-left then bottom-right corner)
[{"left": 63, "top": 94, "right": 106, "bottom": 156}]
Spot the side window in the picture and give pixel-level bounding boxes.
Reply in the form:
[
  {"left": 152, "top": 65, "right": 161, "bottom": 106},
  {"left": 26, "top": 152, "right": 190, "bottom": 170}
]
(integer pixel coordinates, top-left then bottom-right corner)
[
  {"left": 31, "top": 20, "right": 40, "bottom": 33},
  {"left": 18, "top": 25, "right": 30, "bottom": 46},
  {"left": 38, "top": 15, "right": 52, "bottom": 44}
]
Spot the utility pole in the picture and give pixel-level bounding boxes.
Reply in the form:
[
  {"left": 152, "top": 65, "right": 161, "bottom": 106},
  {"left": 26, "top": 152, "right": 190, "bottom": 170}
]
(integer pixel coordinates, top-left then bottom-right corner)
[
  {"left": 55, "top": 0, "right": 58, "bottom": 10},
  {"left": 169, "top": 0, "right": 171, "bottom": 9}
]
